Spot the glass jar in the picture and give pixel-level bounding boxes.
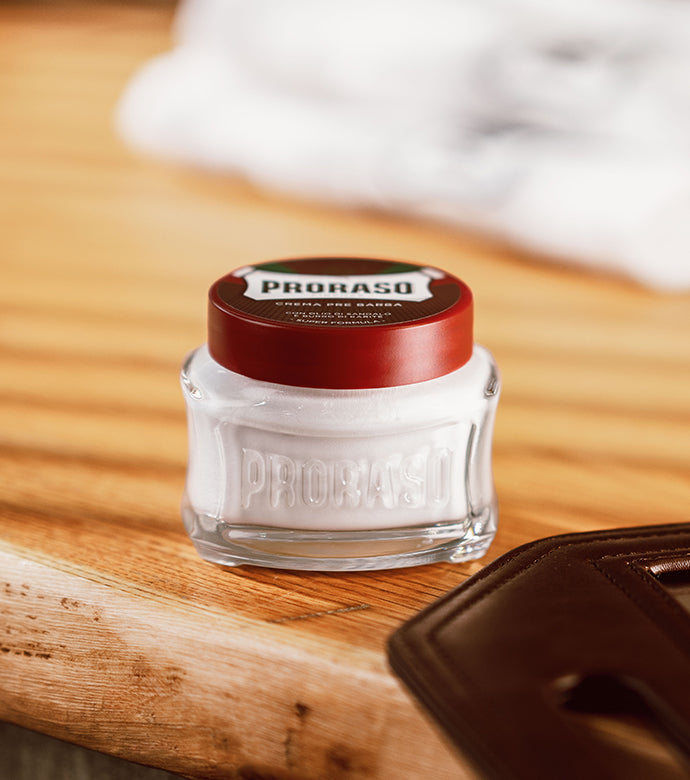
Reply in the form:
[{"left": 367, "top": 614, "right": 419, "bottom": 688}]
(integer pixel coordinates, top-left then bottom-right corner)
[{"left": 181, "top": 257, "right": 500, "bottom": 571}]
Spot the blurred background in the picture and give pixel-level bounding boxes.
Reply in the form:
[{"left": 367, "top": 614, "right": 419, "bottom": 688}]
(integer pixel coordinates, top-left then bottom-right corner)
[
  {"left": 2, "top": 1, "right": 690, "bottom": 779},
  {"left": 117, "top": 0, "right": 690, "bottom": 290}
]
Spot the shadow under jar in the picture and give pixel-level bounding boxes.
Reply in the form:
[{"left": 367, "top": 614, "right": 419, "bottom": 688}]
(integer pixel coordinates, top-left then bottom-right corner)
[{"left": 181, "top": 257, "right": 500, "bottom": 571}]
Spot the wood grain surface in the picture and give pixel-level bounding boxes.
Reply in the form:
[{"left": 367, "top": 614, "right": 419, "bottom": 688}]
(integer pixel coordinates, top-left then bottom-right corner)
[{"left": 1, "top": 3, "right": 690, "bottom": 778}]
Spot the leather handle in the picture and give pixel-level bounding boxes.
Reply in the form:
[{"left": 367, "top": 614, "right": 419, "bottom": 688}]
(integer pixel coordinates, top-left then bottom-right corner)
[{"left": 388, "top": 524, "right": 690, "bottom": 779}]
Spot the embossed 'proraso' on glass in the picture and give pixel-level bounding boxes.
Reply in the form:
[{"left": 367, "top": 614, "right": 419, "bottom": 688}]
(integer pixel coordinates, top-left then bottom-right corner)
[{"left": 181, "top": 257, "right": 501, "bottom": 571}]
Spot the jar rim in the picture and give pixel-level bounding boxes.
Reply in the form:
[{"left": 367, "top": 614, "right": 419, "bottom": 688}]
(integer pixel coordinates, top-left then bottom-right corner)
[{"left": 207, "top": 256, "right": 474, "bottom": 389}]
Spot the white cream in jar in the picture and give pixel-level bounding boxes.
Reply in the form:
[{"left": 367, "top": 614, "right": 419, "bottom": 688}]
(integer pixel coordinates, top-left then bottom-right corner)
[{"left": 181, "top": 257, "right": 500, "bottom": 571}]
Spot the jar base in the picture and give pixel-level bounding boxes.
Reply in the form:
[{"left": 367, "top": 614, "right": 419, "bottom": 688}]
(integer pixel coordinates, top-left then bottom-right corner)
[{"left": 182, "top": 505, "right": 496, "bottom": 571}]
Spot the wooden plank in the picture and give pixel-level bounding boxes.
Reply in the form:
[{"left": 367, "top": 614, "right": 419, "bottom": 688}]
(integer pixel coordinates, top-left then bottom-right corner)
[{"left": 1, "top": 2, "right": 689, "bottom": 778}]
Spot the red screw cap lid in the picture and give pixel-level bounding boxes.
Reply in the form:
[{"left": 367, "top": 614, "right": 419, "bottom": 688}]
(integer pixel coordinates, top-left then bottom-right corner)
[{"left": 208, "top": 257, "right": 474, "bottom": 389}]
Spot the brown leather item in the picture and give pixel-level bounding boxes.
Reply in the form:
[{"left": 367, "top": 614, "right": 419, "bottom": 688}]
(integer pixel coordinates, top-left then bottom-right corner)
[{"left": 387, "top": 524, "right": 690, "bottom": 779}]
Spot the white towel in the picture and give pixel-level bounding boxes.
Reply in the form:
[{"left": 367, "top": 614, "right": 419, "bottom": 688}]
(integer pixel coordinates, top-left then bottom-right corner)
[{"left": 117, "top": 0, "right": 690, "bottom": 290}]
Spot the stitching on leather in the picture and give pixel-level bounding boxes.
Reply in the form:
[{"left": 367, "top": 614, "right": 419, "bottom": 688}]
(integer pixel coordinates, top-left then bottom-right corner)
[
  {"left": 427, "top": 527, "right": 690, "bottom": 665},
  {"left": 429, "top": 526, "right": 690, "bottom": 640},
  {"left": 592, "top": 550, "right": 690, "bottom": 655}
]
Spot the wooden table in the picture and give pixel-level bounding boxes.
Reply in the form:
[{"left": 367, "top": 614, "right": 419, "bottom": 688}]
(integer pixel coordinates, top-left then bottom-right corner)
[{"left": 2, "top": 3, "right": 689, "bottom": 778}]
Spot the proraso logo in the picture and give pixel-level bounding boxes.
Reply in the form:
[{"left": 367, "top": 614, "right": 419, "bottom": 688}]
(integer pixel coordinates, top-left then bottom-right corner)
[{"left": 240, "top": 269, "right": 434, "bottom": 302}]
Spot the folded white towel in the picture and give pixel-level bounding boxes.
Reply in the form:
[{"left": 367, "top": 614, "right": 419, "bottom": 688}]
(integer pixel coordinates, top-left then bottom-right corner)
[{"left": 117, "top": 0, "right": 690, "bottom": 290}]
